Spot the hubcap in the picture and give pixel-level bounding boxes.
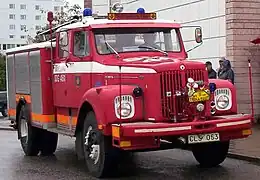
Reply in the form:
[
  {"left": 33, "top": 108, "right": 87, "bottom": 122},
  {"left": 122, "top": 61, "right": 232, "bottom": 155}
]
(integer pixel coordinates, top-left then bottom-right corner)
[
  {"left": 85, "top": 126, "right": 100, "bottom": 164},
  {"left": 20, "top": 115, "right": 28, "bottom": 142}
]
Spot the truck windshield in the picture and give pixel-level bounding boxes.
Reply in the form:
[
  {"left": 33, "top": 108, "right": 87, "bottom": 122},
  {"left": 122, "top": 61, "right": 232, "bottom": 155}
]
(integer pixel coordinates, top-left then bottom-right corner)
[{"left": 94, "top": 27, "right": 181, "bottom": 55}]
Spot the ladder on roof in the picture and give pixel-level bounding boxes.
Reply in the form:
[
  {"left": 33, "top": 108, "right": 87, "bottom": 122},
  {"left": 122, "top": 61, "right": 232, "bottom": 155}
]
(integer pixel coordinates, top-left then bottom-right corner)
[
  {"left": 35, "top": 15, "right": 81, "bottom": 43},
  {"left": 35, "top": 14, "right": 108, "bottom": 43}
]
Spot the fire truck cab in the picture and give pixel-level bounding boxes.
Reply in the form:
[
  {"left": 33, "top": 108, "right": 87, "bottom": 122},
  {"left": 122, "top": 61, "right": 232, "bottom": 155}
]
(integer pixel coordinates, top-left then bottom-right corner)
[{"left": 6, "top": 7, "right": 252, "bottom": 178}]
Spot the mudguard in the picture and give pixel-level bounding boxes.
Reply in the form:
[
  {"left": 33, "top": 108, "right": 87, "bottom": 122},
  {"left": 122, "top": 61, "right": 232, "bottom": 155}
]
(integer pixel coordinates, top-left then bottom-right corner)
[{"left": 79, "top": 85, "right": 141, "bottom": 126}]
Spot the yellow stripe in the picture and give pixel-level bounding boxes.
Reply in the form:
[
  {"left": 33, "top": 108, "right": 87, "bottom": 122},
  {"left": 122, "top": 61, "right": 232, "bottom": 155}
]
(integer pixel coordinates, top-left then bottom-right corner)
[
  {"left": 8, "top": 108, "right": 78, "bottom": 126},
  {"left": 8, "top": 109, "right": 16, "bottom": 116},
  {"left": 31, "top": 113, "right": 55, "bottom": 123}
]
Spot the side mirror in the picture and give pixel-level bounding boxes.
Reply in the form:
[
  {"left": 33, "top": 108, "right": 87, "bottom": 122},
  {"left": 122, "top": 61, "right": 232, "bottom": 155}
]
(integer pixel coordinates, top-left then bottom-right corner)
[{"left": 195, "top": 28, "right": 202, "bottom": 43}]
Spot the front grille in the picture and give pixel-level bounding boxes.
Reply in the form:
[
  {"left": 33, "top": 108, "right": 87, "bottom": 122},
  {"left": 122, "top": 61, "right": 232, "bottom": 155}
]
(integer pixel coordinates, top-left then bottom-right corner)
[{"left": 160, "top": 69, "right": 205, "bottom": 119}]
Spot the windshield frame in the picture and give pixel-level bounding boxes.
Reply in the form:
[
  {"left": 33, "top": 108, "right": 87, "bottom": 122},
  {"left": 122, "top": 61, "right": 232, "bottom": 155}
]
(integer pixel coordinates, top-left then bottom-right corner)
[{"left": 93, "top": 27, "right": 183, "bottom": 56}]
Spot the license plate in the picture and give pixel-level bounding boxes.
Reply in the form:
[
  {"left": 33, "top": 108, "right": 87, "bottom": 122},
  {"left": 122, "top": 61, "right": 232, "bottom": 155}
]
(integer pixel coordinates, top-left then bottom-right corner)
[
  {"left": 189, "top": 90, "right": 210, "bottom": 102},
  {"left": 188, "top": 133, "right": 220, "bottom": 144}
]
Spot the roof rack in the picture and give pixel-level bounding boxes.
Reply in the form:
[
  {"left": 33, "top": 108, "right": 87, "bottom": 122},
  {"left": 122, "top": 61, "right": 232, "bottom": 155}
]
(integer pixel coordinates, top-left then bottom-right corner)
[{"left": 34, "top": 14, "right": 108, "bottom": 43}]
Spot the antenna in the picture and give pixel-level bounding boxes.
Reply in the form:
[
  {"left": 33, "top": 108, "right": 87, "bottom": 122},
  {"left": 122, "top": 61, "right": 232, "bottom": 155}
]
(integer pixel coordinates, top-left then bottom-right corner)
[{"left": 119, "top": 65, "right": 122, "bottom": 125}]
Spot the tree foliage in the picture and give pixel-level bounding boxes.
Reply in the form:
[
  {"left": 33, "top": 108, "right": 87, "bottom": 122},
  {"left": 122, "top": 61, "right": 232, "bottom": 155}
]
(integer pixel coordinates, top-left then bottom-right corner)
[{"left": 26, "top": 1, "right": 82, "bottom": 44}]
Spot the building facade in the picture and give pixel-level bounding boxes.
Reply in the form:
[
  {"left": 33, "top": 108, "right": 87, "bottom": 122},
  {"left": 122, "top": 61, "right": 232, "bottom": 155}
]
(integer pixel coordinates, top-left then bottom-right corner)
[
  {"left": 85, "top": 0, "right": 260, "bottom": 119},
  {"left": 0, "top": 0, "right": 64, "bottom": 52}
]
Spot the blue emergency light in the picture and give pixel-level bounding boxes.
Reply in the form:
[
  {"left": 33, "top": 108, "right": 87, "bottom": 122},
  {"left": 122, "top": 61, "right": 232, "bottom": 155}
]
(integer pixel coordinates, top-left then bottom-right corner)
[
  {"left": 83, "top": 8, "right": 92, "bottom": 17},
  {"left": 137, "top": 8, "right": 145, "bottom": 14}
]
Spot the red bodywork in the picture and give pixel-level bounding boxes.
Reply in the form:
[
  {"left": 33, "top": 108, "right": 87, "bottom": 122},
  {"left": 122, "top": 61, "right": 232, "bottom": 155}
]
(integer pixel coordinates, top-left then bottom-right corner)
[{"left": 6, "top": 17, "right": 252, "bottom": 151}]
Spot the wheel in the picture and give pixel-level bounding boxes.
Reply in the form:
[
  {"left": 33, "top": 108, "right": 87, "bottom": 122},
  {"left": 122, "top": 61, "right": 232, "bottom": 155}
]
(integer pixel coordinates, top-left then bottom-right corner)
[
  {"left": 82, "top": 111, "right": 120, "bottom": 178},
  {"left": 75, "top": 130, "right": 84, "bottom": 160},
  {"left": 1, "top": 106, "right": 7, "bottom": 117},
  {"left": 18, "top": 104, "right": 40, "bottom": 156},
  {"left": 39, "top": 130, "right": 58, "bottom": 156},
  {"left": 192, "top": 141, "right": 230, "bottom": 168}
]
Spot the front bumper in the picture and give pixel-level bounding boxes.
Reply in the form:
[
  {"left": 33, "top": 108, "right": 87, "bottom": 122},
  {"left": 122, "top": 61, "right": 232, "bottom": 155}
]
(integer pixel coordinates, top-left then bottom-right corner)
[
  {"left": 112, "top": 114, "right": 252, "bottom": 137},
  {"left": 111, "top": 114, "right": 252, "bottom": 150}
]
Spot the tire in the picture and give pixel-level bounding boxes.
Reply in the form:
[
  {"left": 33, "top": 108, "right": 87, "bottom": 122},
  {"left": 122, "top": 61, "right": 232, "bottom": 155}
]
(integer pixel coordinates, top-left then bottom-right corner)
[
  {"left": 1, "top": 106, "right": 7, "bottom": 117},
  {"left": 192, "top": 141, "right": 230, "bottom": 168},
  {"left": 39, "top": 130, "right": 58, "bottom": 156},
  {"left": 82, "top": 111, "right": 120, "bottom": 178},
  {"left": 18, "top": 104, "right": 40, "bottom": 156}
]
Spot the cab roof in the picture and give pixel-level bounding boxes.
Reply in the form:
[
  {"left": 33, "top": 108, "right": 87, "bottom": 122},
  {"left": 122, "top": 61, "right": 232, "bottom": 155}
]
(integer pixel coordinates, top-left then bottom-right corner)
[{"left": 56, "top": 18, "right": 181, "bottom": 32}]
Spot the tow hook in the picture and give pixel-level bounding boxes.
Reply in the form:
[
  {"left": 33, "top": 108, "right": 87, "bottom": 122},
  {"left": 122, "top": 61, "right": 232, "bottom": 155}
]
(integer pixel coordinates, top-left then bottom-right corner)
[{"left": 178, "top": 137, "right": 186, "bottom": 144}]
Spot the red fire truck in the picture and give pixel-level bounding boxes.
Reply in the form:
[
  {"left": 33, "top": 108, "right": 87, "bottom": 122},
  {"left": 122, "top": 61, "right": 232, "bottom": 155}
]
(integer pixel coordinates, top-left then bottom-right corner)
[{"left": 6, "top": 7, "right": 252, "bottom": 178}]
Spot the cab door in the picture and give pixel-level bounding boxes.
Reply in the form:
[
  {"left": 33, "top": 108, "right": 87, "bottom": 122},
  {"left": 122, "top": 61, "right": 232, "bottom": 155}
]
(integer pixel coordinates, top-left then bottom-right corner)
[
  {"left": 53, "top": 29, "right": 92, "bottom": 132},
  {"left": 53, "top": 30, "right": 70, "bottom": 107},
  {"left": 67, "top": 30, "right": 92, "bottom": 107}
]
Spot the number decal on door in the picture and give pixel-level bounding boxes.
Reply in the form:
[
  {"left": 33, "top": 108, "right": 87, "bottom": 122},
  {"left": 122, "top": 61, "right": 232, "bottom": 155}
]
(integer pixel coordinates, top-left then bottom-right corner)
[{"left": 54, "top": 74, "right": 66, "bottom": 83}]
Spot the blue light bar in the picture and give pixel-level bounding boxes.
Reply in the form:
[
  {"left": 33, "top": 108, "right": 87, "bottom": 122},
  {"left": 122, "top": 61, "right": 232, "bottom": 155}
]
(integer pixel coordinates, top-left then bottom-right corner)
[
  {"left": 137, "top": 8, "right": 145, "bottom": 14},
  {"left": 83, "top": 8, "right": 92, "bottom": 17}
]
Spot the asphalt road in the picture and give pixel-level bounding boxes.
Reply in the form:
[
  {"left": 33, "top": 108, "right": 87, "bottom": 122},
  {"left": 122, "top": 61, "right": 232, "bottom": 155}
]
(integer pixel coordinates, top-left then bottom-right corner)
[{"left": 1, "top": 130, "right": 260, "bottom": 180}]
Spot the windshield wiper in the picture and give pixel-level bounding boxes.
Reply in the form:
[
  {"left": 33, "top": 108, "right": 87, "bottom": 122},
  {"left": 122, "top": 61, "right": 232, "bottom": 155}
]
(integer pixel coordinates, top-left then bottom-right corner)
[
  {"left": 138, "top": 45, "right": 168, "bottom": 56},
  {"left": 104, "top": 41, "right": 120, "bottom": 58}
]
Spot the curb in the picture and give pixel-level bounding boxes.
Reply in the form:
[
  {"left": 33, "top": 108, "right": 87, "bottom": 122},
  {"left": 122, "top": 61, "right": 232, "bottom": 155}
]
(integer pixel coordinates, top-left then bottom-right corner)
[{"left": 227, "top": 152, "right": 260, "bottom": 163}]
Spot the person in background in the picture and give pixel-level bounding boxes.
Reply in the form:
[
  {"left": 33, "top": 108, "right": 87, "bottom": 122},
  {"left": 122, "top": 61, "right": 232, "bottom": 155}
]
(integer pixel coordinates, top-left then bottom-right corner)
[
  {"left": 205, "top": 61, "right": 217, "bottom": 79},
  {"left": 217, "top": 57, "right": 225, "bottom": 78},
  {"left": 218, "top": 59, "right": 235, "bottom": 84}
]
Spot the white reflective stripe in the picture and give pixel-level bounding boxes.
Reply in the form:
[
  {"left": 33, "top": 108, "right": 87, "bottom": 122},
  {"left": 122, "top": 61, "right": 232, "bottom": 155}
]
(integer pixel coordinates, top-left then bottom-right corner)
[
  {"left": 6, "top": 41, "right": 56, "bottom": 53},
  {"left": 53, "top": 61, "right": 157, "bottom": 74},
  {"left": 134, "top": 126, "right": 192, "bottom": 133},
  {"left": 216, "top": 120, "right": 251, "bottom": 127}
]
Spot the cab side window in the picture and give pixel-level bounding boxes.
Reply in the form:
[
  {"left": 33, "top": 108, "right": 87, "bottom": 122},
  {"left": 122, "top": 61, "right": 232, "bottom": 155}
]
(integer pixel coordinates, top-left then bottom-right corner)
[
  {"left": 59, "top": 31, "right": 69, "bottom": 58},
  {"left": 73, "top": 31, "right": 89, "bottom": 57}
]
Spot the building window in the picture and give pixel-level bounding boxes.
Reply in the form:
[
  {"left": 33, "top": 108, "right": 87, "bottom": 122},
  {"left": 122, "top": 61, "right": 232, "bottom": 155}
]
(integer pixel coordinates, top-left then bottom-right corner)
[
  {"left": 11, "top": 44, "right": 15, "bottom": 48},
  {"left": 3, "top": 44, "right": 6, "bottom": 50},
  {"left": 20, "top": 35, "right": 26, "bottom": 39},
  {"left": 35, "top": 5, "right": 40, "bottom": 10},
  {"left": 21, "top": 15, "right": 26, "bottom": 20},
  {"left": 17, "top": 44, "right": 20, "bottom": 47},
  {"left": 9, "top": 14, "right": 15, "bottom": 19},
  {"left": 54, "top": 6, "right": 59, "bottom": 11},
  {"left": 35, "top": 15, "right": 41, "bottom": 20},
  {"left": 9, "top": 35, "right": 15, "bottom": 39},
  {"left": 9, "top": 4, "right": 15, "bottom": 9},
  {"left": 7, "top": 44, "right": 11, "bottom": 49},
  {"left": 35, "top": 25, "right": 41, "bottom": 31},
  {"left": 20, "top": 4, "right": 26, "bottom": 10},
  {"left": 9, "top": 24, "right": 15, "bottom": 30},
  {"left": 20, "top": 25, "right": 26, "bottom": 31}
]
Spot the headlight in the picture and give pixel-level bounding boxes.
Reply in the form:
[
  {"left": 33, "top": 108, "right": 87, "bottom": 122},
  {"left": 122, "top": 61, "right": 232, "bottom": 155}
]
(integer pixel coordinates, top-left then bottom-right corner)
[
  {"left": 216, "top": 95, "right": 229, "bottom": 109},
  {"left": 114, "top": 95, "right": 135, "bottom": 119},
  {"left": 116, "top": 102, "right": 132, "bottom": 118},
  {"left": 214, "top": 88, "right": 232, "bottom": 111}
]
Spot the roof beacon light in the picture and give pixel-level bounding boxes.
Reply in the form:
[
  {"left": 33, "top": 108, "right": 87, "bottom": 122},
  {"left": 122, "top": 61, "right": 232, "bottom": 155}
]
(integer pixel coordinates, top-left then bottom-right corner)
[
  {"left": 137, "top": 8, "right": 145, "bottom": 14},
  {"left": 83, "top": 8, "right": 92, "bottom": 17}
]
